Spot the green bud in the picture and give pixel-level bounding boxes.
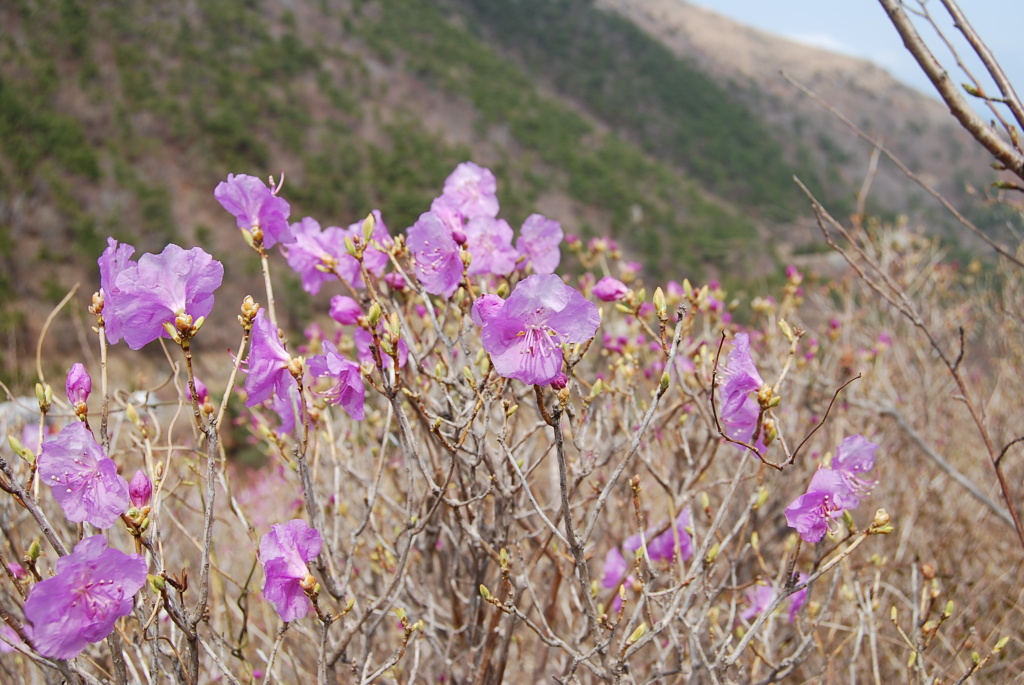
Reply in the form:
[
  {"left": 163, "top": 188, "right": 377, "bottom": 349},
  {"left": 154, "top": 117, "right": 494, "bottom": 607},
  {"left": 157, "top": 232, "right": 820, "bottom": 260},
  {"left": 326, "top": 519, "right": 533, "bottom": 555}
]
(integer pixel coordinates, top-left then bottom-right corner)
[
  {"left": 659, "top": 372, "right": 670, "bottom": 391},
  {"left": 499, "top": 548, "right": 510, "bottom": 569},
  {"left": 705, "top": 542, "right": 719, "bottom": 564},
  {"left": 505, "top": 404, "right": 519, "bottom": 417},
  {"left": 479, "top": 584, "right": 491, "bottom": 600},
  {"left": 395, "top": 607, "right": 406, "bottom": 620},
  {"left": 653, "top": 287, "right": 666, "bottom": 316},
  {"left": 344, "top": 235, "right": 358, "bottom": 258},
  {"left": 367, "top": 302, "right": 382, "bottom": 327},
  {"left": 626, "top": 623, "right": 647, "bottom": 644},
  {"left": 754, "top": 486, "right": 769, "bottom": 510},
  {"left": 994, "top": 636, "right": 1009, "bottom": 652},
  {"left": 28, "top": 539, "right": 41, "bottom": 561},
  {"left": 942, "top": 600, "right": 954, "bottom": 619},
  {"left": 362, "top": 213, "right": 376, "bottom": 242},
  {"left": 148, "top": 574, "right": 166, "bottom": 592}
]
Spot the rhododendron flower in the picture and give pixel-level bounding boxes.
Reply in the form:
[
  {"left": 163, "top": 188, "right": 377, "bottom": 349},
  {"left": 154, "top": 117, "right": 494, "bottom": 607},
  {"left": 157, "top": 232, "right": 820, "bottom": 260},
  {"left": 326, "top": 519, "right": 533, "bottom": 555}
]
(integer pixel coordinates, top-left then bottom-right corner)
[
  {"left": 784, "top": 468, "right": 850, "bottom": 543},
  {"left": 788, "top": 573, "right": 809, "bottom": 623},
  {"left": 477, "top": 274, "right": 600, "bottom": 385},
  {"left": 471, "top": 294, "right": 505, "bottom": 327},
  {"left": 741, "top": 583, "right": 776, "bottom": 622},
  {"left": 464, "top": 216, "right": 518, "bottom": 276},
  {"left": 593, "top": 276, "right": 629, "bottom": 302},
  {"left": 214, "top": 173, "right": 294, "bottom": 248},
  {"left": 0, "top": 624, "right": 22, "bottom": 653},
  {"left": 39, "top": 422, "right": 128, "bottom": 528},
  {"left": 245, "top": 310, "right": 297, "bottom": 407},
  {"left": 24, "top": 536, "right": 146, "bottom": 659},
  {"left": 308, "top": 341, "right": 365, "bottom": 420},
  {"left": 384, "top": 271, "right": 407, "bottom": 291},
  {"left": 111, "top": 244, "right": 224, "bottom": 350},
  {"left": 624, "top": 510, "right": 693, "bottom": 563},
  {"left": 516, "top": 214, "right": 562, "bottom": 274},
  {"left": 97, "top": 238, "right": 136, "bottom": 344},
  {"left": 66, "top": 363, "right": 91, "bottom": 406},
  {"left": 260, "top": 519, "right": 322, "bottom": 622},
  {"left": 129, "top": 470, "right": 152, "bottom": 509},
  {"left": 831, "top": 434, "right": 879, "bottom": 506},
  {"left": 329, "top": 295, "right": 363, "bottom": 325},
  {"left": 720, "top": 333, "right": 769, "bottom": 449},
  {"left": 285, "top": 217, "right": 346, "bottom": 295},
  {"left": 600, "top": 547, "right": 636, "bottom": 613},
  {"left": 407, "top": 211, "right": 464, "bottom": 298},
  {"left": 435, "top": 162, "right": 499, "bottom": 219}
]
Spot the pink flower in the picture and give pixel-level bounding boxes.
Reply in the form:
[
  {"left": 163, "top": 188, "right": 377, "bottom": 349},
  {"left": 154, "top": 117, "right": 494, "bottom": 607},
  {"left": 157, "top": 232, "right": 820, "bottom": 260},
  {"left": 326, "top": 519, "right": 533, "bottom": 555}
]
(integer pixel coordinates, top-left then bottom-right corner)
[
  {"left": 307, "top": 341, "right": 365, "bottom": 420},
  {"left": 129, "top": 470, "right": 152, "bottom": 509},
  {"left": 97, "top": 238, "right": 136, "bottom": 345},
  {"left": 788, "top": 573, "right": 809, "bottom": 623},
  {"left": 720, "top": 333, "right": 767, "bottom": 450},
  {"left": 111, "top": 244, "right": 224, "bottom": 350},
  {"left": 214, "top": 173, "right": 294, "bottom": 248},
  {"left": 784, "top": 469, "right": 850, "bottom": 543},
  {"left": 435, "top": 162, "right": 499, "bottom": 219},
  {"left": 477, "top": 275, "right": 600, "bottom": 385},
  {"left": 260, "top": 520, "right": 322, "bottom": 623},
  {"left": 593, "top": 277, "right": 629, "bottom": 302},
  {"left": 39, "top": 422, "right": 128, "bottom": 528},
  {"left": 464, "top": 216, "right": 518, "bottom": 276},
  {"left": 407, "top": 211, "right": 464, "bottom": 298},
  {"left": 24, "top": 536, "right": 147, "bottom": 659},
  {"left": 741, "top": 583, "right": 776, "bottom": 622},
  {"left": 516, "top": 214, "right": 562, "bottom": 274},
  {"left": 329, "top": 295, "right": 363, "bottom": 325},
  {"left": 65, "top": 363, "right": 91, "bottom": 407},
  {"left": 624, "top": 510, "right": 693, "bottom": 563},
  {"left": 471, "top": 294, "right": 505, "bottom": 327},
  {"left": 285, "top": 217, "right": 347, "bottom": 295},
  {"left": 245, "top": 310, "right": 297, "bottom": 408}
]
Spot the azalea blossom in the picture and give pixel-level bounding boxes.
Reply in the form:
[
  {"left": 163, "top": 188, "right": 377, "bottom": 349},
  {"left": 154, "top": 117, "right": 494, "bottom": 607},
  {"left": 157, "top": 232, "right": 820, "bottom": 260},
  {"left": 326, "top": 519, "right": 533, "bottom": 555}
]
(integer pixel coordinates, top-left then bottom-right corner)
[
  {"left": 464, "top": 216, "right": 518, "bottom": 276},
  {"left": 285, "top": 217, "right": 347, "bottom": 295},
  {"left": 38, "top": 421, "right": 128, "bottom": 528},
  {"left": 784, "top": 468, "right": 851, "bottom": 543},
  {"left": 329, "top": 295, "right": 363, "bottom": 325},
  {"left": 129, "top": 470, "right": 152, "bottom": 509},
  {"left": 477, "top": 274, "right": 600, "bottom": 385},
  {"left": 624, "top": 509, "right": 693, "bottom": 563},
  {"left": 516, "top": 213, "right": 562, "bottom": 274},
  {"left": 307, "top": 340, "right": 365, "bottom": 420},
  {"left": 593, "top": 276, "right": 629, "bottom": 302},
  {"left": 260, "top": 519, "right": 322, "bottom": 622},
  {"left": 831, "top": 434, "right": 879, "bottom": 506},
  {"left": 65, "top": 363, "right": 91, "bottom": 406},
  {"left": 214, "top": 173, "right": 294, "bottom": 248},
  {"left": 245, "top": 310, "right": 297, "bottom": 407},
  {"left": 97, "top": 238, "right": 137, "bottom": 345},
  {"left": 741, "top": 583, "right": 776, "bottom": 622},
  {"left": 434, "top": 162, "right": 499, "bottom": 219},
  {"left": 24, "top": 536, "right": 147, "bottom": 659},
  {"left": 407, "top": 210, "right": 464, "bottom": 298},
  {"left": 111, "top": 244, "right": 224, "bottom": 350},
  {"left": 720, "top": 333, "right": 769, "bottom": 450}
]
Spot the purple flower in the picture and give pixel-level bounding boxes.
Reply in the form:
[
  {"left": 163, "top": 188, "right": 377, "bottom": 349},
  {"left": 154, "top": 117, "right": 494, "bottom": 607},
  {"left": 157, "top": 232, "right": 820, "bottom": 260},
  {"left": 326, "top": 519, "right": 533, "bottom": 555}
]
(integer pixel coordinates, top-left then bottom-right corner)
[
  {"left": 384, "top": 271, "right": 407, "bottom": 291},
  {"left": 97, "top": 238, "right": 136, "bottom": 345},
  {"left": 245, "top": 310, "right": 297, "bottom": 408},
  {"left": 285, "top": 217, "right": 347, "bottom": 295},
  {"left": 308, "top": 341, "right": 365, "bottom": 420},
  {"left": 593, "top": 276, "right": 629, "bottom": 302},
  {"left": 741, "top": 583, "right": 776, "bottom": 622},
  {"left": 8, "top": 562, "right": 27, "bottom": 580},
  {"left": 831, "top": 434, "right": 878, "bottom": 506},
  {"left": 214, "top": 173, "right": 294, "bottom": 248},
  {"left": 471, "top": 294, "right": 505, "bottom": 327},
  {"left": 24, "top": 536, "right": 147, "bottom": 659},
  {"left": 129, "top": 470, "right": 152, "bottom": 509},
  {"left": 720, "top": 333, "right": 769, "bottom": 449},
  {"left": 478, "top": 274, "right": 600, "bottom": 385},
  {"left": 435, "top": 162, "right": 499, "bottom": 219},
  {"left": 0, "top": 624, "right": 22, "bottom": 653},
  {"left": 270, "top": 383, "right": 304, "bottom": 436},
  {"left": 784, "top": 468, "right": 850, "bottom": 543},
  {"left": 464, "top": 216, "right": 518, "bottom": 276},
  {"left": 329, "top": 295, "right": 363, "bottom": 325},
  {"left": 516, "top": 214, "right": 562, "bottom": 274},
  {"left": 112, "top": 244, "right": 224, "bottom": 350},
  {"left": 625, "top": 510, "right": 692, "bottom": 563},
  {"left": 259, "top": 519, "right": 322, "bottom": 623},
  {"left": 788, "top": 573, "right": 809, "bottom": 623},
  {"left": 39, "top": 422, "right": 128, "bottom": 528},
  {"left": 66, "top": 363, "right": 91, "bottom": 407},
  {"left": 407, "top": 211, "right": 464, "bottom": 298}
]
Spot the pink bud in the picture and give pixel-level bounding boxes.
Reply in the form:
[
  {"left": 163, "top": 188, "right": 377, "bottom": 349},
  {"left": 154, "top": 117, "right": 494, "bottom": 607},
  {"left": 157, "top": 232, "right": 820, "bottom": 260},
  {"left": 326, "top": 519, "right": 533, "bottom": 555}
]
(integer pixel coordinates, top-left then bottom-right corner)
[
  {"left": 192, "top": 376, "right": 209, "bottom": 406},
  {"left": 451, "top": 228, "right": 467, "bottom": 245},
  {"left": 329, "top": 295, "right": 363, "bottom": 325},
  {"left": 384, "top": 272, "right": 407, "bottom": 291},
  {"left": 129, "top": 470, "right": 153, "bottom": 508},
  {"left": 65, "top": 363, "right": 91, "bottom": 405},
  {"left": 549, "top": 372, "right": 567, "bottom": 390},
  {"left": 593, "top": 277, "right": 629, "bottom": 302},
  {"left": 7, "top": 562, "right": 26, "bottom": 580}
]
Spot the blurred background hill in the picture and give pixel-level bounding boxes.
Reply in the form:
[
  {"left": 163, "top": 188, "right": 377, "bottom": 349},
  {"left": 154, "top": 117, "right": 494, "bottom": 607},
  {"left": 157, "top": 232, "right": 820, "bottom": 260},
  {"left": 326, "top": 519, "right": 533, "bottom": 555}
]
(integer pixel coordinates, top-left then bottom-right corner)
[{"left": 0, "top": 0, "right": 1005, "bottom": 385}]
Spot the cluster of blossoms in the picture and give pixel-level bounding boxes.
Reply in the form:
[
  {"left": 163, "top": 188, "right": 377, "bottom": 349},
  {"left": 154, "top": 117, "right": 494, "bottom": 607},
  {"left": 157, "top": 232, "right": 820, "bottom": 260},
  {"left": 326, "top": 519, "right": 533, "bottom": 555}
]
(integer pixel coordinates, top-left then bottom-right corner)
[
  {"left": 719, "top": 333, "right": 772, "bottom": 452},
  {"left": 741, "top": 573, "right": 809, "bottom": 625},
  {"left": 785, "top": 435, "right": 879, "bottom": 543},
  {"left": 602, "top": 510, "right": 693, "bottom": 612}
]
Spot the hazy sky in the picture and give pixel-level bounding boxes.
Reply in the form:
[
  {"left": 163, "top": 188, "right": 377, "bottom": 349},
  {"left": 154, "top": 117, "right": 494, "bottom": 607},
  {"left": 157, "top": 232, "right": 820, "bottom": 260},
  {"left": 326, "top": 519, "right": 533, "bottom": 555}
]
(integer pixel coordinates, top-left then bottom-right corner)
[{"left": 693, "top": 1, "right": 1024, "bottom": 107}]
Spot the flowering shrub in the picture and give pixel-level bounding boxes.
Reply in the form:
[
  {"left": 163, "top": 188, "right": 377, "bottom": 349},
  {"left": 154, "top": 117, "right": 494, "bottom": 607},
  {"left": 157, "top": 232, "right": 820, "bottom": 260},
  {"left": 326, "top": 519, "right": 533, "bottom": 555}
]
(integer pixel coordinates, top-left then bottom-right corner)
[{"left": 0, "top": 159, "right": 1019, "bottom": 684}]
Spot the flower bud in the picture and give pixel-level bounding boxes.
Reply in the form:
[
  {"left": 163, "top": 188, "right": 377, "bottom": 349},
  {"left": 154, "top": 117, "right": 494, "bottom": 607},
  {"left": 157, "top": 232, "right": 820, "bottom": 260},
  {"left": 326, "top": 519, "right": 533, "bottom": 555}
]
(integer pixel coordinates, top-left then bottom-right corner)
[
  {"left": 367, "top": 302, "right": 382, "bottom": 328},
  {"left": 65, "top": 363, "right": 92, "bottom": 407},
  {"left": 7, "top": 562, "right": 27, "bottom": 580},
  {"left": 129, "top": 470, "right": 153, "bottom": 509},
  {"left": 593, "top": 277, "right": 629, "bottom": 302},
  {"left": 549, "top": 372, "right": 568, "bottom": 390}
]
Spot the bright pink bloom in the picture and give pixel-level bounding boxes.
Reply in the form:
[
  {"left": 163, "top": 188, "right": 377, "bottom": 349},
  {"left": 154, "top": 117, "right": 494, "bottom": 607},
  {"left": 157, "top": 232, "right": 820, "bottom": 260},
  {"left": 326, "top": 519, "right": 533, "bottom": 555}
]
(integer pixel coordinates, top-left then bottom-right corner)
[
  {"left": 285, "top": 217, "right": 346, "bottom": 295},
  {"left": 478, "top": 275, "right": 600, "bottom": 385},
  {"left": 112, "top": 244, "right": 223, "bottom": 350},
  {"left": 593, "top": 276, "right": 629, "bottom": 302},
  {"left": 407, "top": 211, "right": 464, "bottom": 298},
  {"left": 259, "top": 520, "right": 322, "bottom": 623},
  {"left": 214, "top": 173, "right": 294, "bottom": 248},
  {"left": 464, "top": 216, "right": 518, "bottom": 276},
  {"left": 97, "top": 238, "right": 136, "bottom": 345},
  {"left": 24, "top": 536, "right": 146, "bottom": 659},
  {"left": 308, "top": 341, "right": 365, "bottom": 420},
  {"left": 784, "top": 469, "right": 850, "bottom": 543},
  {"left": 39, "top": 422, "right": 128, "bottom": 528},
  {"left": 329, "top": 295, "right": 363, "bottom": 325},
  {"left": 516, "top": 214, "right": 562, "bottom": 274},
  {"left": 471, "top": 294, "right": 505, "bottom": 327},
  {"left": 66, "top": 363, "right": 91, "bottom": 406},
  {"left": 245, "top": 310, "right": 296, "bottom": 407},
  {"left": 435, "top": 162, "right": 499, "bottom": 219},
  {"left": 741, "top": 583, "right": 776, "bottom": 622}
]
